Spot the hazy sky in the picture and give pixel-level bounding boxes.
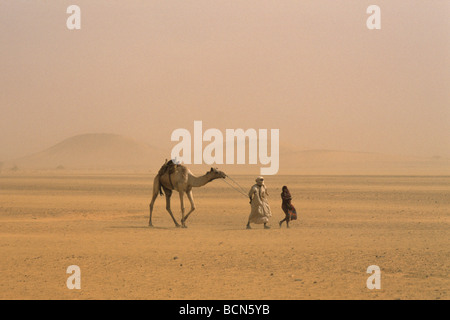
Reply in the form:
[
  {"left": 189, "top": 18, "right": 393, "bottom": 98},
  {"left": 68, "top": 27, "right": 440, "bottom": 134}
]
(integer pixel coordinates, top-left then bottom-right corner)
[{"left": 1, "top": 0, "right": 449, "bottom": 160}]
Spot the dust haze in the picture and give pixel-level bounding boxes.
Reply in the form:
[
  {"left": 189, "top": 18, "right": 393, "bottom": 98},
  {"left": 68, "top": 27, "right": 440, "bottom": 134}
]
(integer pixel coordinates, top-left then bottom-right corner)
[{"left": 1, "top": 1, "right": 449, "bottom": 163}]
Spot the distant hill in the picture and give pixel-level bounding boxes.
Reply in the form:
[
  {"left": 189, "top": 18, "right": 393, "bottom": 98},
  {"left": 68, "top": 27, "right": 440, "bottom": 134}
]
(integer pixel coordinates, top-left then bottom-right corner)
[
  {"left": 206, "top": 147, "right": 450, "bottom": 175},
  {"left": 278, "top": 148, "right": 450, "bottom": 175},
  {"left": 7, "top": 134, "right": 167, "bottom": 171},
  {"left": 3, "top": 134, "right": 450, "bottom": 175}
]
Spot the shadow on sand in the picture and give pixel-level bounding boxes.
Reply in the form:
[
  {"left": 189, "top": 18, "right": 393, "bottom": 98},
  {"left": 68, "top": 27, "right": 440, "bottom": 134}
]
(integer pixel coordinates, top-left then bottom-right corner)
[{"left": 108, "top": 225, "right": 172, "bottom": 230}]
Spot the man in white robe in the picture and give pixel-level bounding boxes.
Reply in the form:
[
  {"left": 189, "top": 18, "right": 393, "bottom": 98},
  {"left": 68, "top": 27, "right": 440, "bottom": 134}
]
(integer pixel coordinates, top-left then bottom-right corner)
[{"left": 246, "top": 176, "right": 272, "bottom": 229}]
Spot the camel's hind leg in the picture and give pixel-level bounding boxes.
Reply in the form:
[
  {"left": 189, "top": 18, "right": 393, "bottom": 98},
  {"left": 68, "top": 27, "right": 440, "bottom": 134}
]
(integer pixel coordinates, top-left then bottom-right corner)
[
  {"left": 149, "top": 176, "right": 161, "bottom": 227},
  {"left": 149, "top": 192, "right": 158, "bottom": 227},
  {"left": 164, "top": 188, "right": 181, "bottom": 228}
]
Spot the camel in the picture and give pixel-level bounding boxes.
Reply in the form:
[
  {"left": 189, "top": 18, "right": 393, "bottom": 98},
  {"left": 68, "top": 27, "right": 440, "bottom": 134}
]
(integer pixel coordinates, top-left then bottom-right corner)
[{"left": 149, "top": 161, "right": 226, "bottom": 228}]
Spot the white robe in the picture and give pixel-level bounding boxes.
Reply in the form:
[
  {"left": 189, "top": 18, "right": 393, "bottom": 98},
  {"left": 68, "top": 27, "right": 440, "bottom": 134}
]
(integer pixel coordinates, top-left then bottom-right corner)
[{"left": 248, "top": 183, "right": 272, "bottom": 224}]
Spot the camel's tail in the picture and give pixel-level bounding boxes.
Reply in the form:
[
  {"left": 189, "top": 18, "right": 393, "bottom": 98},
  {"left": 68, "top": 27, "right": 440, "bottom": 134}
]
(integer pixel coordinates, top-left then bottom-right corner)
[
  {"left": 159, "top": 181, "right": 164, "bottom": 196},
  {"left": 153, "top": 175, "right": 164, "bottom": 197}
]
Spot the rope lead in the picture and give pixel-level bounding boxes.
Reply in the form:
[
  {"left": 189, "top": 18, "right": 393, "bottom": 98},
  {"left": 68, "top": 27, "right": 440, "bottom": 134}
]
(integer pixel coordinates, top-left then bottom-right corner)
[{"left": 221, "top": 176, "right": 248, "bottom": 198}]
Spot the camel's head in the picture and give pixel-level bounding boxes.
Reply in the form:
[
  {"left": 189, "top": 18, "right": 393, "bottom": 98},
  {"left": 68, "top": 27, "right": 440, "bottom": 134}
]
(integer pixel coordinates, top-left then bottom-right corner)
[{"left": 207, "top": 167, "right": 226, "bottom": 180}]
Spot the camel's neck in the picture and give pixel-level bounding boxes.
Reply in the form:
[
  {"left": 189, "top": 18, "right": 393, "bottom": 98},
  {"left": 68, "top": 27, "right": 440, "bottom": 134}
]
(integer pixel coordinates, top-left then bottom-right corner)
[{"left": 189, "top": 173, "right": 215, "bottom": 188}]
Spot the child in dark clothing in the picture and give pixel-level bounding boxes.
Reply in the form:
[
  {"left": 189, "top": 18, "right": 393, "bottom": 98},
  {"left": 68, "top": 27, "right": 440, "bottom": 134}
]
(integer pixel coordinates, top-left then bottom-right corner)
[{"left": 279, "top": 186, "right": 297, "bottom": 228}]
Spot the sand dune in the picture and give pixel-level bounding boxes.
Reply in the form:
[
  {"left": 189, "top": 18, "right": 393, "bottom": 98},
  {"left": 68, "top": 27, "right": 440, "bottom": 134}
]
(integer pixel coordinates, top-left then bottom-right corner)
[
  {"left": 7, "top": 134, "right": 166, "bottom": 171},
  {"left": 3, "top": 134, "right": 449, "bottom": 175},
  {"left": 279, "top": 148, "right": 450, "bottom": 175}
]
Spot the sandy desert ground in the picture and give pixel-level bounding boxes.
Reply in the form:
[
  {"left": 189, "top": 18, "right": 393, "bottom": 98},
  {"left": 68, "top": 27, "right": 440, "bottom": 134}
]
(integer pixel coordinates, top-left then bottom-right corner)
[{"left": 0, "top": 173, "right": 448, "bottom": 300}]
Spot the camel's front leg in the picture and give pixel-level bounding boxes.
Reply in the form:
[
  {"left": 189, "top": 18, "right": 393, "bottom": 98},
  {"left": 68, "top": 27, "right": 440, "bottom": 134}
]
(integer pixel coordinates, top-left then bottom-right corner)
[
  {"left": 182, "top": 190, "right": 196, "bottom": 223},
  {"left": 179, "top": 191, "right": 187, "bottom": 228},
  {"left": 165, "top": 192, "right": 180, "bottom": 228}
]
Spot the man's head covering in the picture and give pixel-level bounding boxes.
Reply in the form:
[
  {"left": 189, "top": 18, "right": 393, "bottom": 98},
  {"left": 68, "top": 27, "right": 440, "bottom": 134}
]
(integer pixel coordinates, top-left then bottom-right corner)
[{"left": 256, "top": 176, "right": 264, "bottom": 183}]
